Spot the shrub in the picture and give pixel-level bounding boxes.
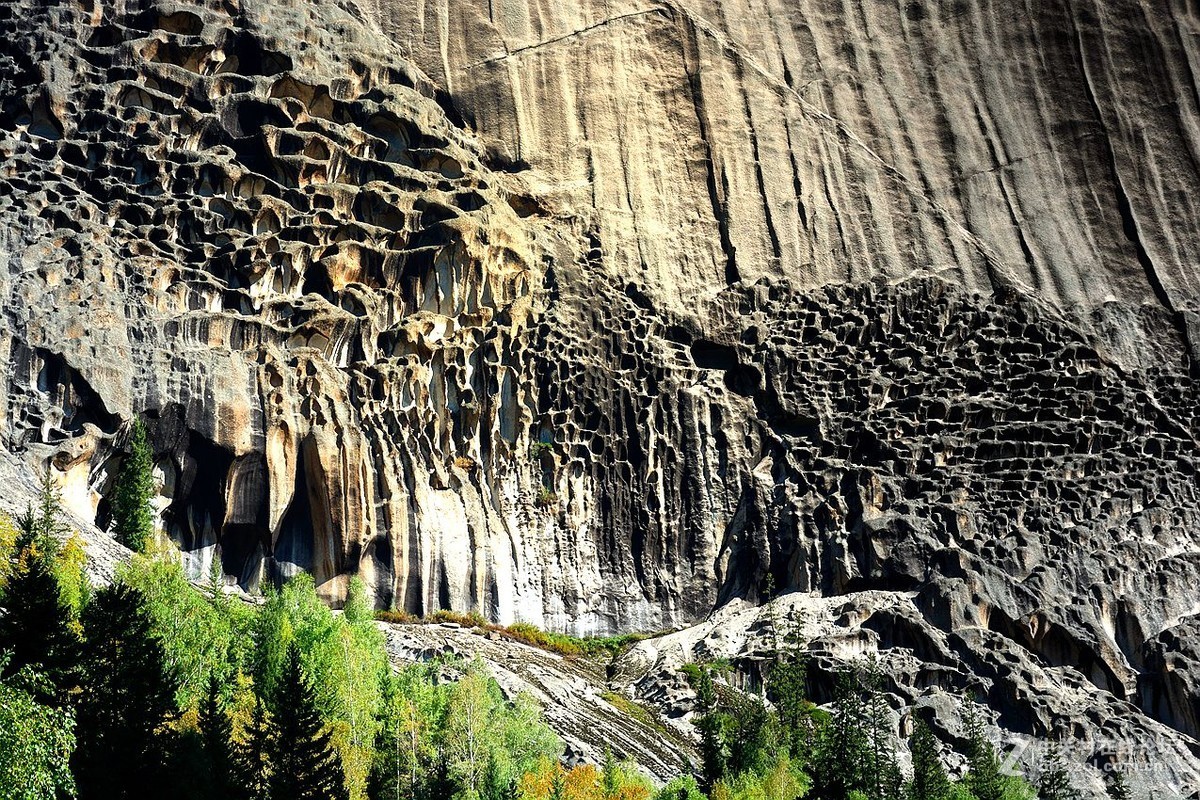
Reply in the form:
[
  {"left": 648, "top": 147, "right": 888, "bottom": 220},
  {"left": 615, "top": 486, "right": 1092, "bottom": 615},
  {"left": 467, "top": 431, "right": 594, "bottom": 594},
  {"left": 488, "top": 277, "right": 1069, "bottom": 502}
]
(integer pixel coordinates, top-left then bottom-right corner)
[
  {"left": 374, "top": 609, "right": 418, "bottom": 625},
  {"left": 528, "top": 441, "right": 554, "bottom": 461},
  {"left": 428, "top": 608, "right": 490, "bottom": 628}
]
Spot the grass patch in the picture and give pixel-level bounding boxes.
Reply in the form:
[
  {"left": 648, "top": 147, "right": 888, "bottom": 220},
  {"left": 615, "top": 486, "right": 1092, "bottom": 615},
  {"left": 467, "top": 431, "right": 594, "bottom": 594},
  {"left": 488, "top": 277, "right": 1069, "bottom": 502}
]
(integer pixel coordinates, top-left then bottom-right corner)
[
  {"left": 503, "top": 624, "right": 654, "bottom": 658},
  {"left": 600, "top": 691, "right": 654, "bottom": 726}
]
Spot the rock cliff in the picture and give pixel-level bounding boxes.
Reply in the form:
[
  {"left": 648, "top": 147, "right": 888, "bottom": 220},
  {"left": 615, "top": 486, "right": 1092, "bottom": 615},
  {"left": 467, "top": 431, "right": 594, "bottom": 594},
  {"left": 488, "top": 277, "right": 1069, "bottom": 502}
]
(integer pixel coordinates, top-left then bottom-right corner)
[{"left": 3, "top": 0, "right": 1200, "bottom": 793}]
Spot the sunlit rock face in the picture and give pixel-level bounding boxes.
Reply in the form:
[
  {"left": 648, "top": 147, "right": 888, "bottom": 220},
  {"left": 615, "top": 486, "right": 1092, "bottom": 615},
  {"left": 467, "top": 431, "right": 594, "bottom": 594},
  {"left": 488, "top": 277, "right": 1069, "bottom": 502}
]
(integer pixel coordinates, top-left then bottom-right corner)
[
  {"left": 4, "top": 0, "right": 1200, "bottom": 791},
  {"left": 0, "top": 0, "right": 575, "bottom": 620}
]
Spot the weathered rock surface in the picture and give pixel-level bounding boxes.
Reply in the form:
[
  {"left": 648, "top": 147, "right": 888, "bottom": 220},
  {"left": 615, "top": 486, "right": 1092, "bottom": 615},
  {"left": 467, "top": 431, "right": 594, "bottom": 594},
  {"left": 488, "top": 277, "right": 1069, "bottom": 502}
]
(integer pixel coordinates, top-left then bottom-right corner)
[
  {"left": 3, "top": 0, "right": 1200, "bottom": 794},
  {"left": 377, "top": 0, "right": 1200, "bottom": 340},
  {"left": 380, "top": 621, "right": 695, "bottom": 783},
  {"left": 385, "top": 594, "right": 1200, "bottom": 796}
]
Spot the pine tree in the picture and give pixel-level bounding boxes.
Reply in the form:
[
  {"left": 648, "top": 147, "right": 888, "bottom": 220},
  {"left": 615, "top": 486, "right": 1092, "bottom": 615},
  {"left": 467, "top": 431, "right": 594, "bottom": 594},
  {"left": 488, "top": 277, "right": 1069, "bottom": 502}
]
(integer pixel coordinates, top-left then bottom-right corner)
[
  {"left": 199, "top": 672, "right": 240, "bottom": 800},
  {"left": 548, "top": 769, "right": 568, "bottom": 800},
  {"left": 732, "top": 694, "right": 782, "bottom": 777},
  {"left": 962, "top": 706, "right": 1004, "bottom": 800},
  {"left": 766, "top": 638, "right": 816, "bottom": 762},
  {"left": 683, "top": 663, "right": 733, "bottom": 791},
  {"left": 266, "top": 642, "right": 348, "bottom": 800},
  {"left": 863, "top": 659, "right": 902, "bottom": 800},
  {"left": 0, "top": 509, "right": 78, "bottom": 703},
  {"left": 1106, "top": 770, "right": 1132, "bottom": 800},
  {"left": 812, "top": 669, "right": 872, "bottom": 800},
  {"left": 72, "top": 583, "right": 179, "bottom": 800},
  {"left": 236, "top": 697, "right": 272, "bottom": 800},
  {"left": 1037, "top": 743, "right": 1079, "bottom": 800},
  {"left": 602, "top": 748, "right": 620, "bottom": 800},
  {"left": 906, "top": 719, "right": 951, "bottom": 800},
  {"left": 32, "top": 468, "right": 71, "bottom": 543},
  {"left": 112, "top": 419, "right": 155, "bottom": 552},
  {"left": 696, "top": 709, "right": 733, "bottom": 791}
]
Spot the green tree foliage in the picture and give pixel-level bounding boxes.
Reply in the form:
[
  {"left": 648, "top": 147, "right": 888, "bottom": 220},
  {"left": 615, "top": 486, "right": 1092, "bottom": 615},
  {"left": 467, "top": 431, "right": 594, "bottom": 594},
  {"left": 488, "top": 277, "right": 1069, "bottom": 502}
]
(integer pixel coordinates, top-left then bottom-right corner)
[
  {"left": 653, "top": 776, "right": 706, "bottom": 800},
  {"left": 863, "top": 660, "right": 902, "bottom": 800},
  {"left": 957, "top": 706, "right": 1036, "bottom": 800},
  {"left": 119, "top": 554, "right": 253, "bottom": 709},
  {"left": 906, "top": 719, "right": 952, "bottom": 800},
  {"left": 20, "top": 471, "right": 88, "bottom": 616},
  {"left": 368, "top": 664, "right": 448, "bottom": 800},
  {"left": 730, "top": 697, "right": 784, "bottom": 778},
  {"left": 198, "top": 672, "right": 241, "bottom": 800},
  {"left": 592, "top": 748, "right": 652, "bottom": 800},
  {"left": 811, "top": 671, "right": 872, "bottom": 800},
  {"left": 0, "top": 511, "right": 79, "bottom": 703},
  {"left": 443, "top": 661, "right": 561, "bottom": 800},
  {"left": 112, "top": 420, "right": 155, "bottom": 553},
  {"left": 253, "top": 575, "right": 390, "bottom": 798},
  {"left": 548, "top": 770, "right": 568, "bottom": 800},
  {"left": 72, "top": 584, "right": 179, "bottom": 800},
  {"left": 0, "top": 512, "right": 19, "bottom": 592},
  {"left": 53, "top": 532, "right": 90, "bottom": 618},
  {"left": 962, "top": 706, "right": 1003, "bottom": 800},
  {"left": 235, "top": 698, "right": 272, "bottom": 800},
  {"left": 708, "top": 754, "right": 808, "bottom": 800},
  {"left": 683, "top": 659, "right": 811, "bottom": 800},
  {"left": 681, "top": 663, "right": 737, "bottom": 791},
  {"left": 1036, "top": 744, "right": 1079, "bottom": 800},
  {"left": 266, "top": 642, "right": 349, "bottom": 800},
  {"left": 0, "top": 657, "right": 76, "bottom": 800},
  {"left": 765, "top": 643, "right": 820, "bottom": 764},
  {"left": 695, "top": 708, "right": 734, "bottom": 790},
  {"left": 602, "top": 749, "right": 622, "bottom": 800},
  {"left": 30, "top": 469, "right": 71, "bottom": 543},
  {"left": 1106, "top": 771, "right": 1132, "bottom": 800}
]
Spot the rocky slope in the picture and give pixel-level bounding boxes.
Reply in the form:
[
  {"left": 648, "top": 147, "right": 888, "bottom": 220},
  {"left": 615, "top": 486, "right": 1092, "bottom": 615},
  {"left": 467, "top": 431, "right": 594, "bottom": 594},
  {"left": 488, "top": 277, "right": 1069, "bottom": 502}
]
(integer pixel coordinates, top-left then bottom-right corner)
[
  {"left": 385, "top": 592, "right": 1200, "bottom": 796},
  {"left": 3, "top": 0, "right": 1200, "bottom": 794}
]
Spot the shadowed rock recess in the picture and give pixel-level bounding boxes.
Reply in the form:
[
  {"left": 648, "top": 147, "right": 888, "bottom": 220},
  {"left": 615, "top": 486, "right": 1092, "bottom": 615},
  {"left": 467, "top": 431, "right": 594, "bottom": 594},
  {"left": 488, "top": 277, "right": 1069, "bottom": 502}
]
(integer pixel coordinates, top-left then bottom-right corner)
[{"left": 4, "top": 0, "right": 1200, "bottom": 792}]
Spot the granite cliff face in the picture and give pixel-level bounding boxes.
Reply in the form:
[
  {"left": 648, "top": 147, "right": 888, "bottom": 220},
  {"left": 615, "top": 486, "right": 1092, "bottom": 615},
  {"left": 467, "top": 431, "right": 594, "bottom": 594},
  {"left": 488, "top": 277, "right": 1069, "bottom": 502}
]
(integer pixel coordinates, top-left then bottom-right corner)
[{"left": 3, "top": 0, "right": 1200, "bottom": 793}]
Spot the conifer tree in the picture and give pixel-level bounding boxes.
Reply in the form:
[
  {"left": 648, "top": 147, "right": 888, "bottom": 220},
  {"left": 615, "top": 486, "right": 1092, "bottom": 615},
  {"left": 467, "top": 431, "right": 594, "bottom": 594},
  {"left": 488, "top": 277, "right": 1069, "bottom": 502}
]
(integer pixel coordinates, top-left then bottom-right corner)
[
  {"left": 0, "top": 509, "right": 78, "bottom": 703},
  {"left": 266, "top": 642, "right": 348, "bottom": 800},
  {"left": 727, "top": 695, "right": 778, "bottom": 777},
  {"left": 962, "top": 706, "right": 1004, "bottom": 800},
  {"left": 602, "top": 748, "right": 621, "bottom": 800},
  {"left": 766, "top": 633, "right": 816, "bottom": 762},
  {"left": 199, "top": 672, "right": 240, "bottom": 800},
  {"left": 812, "top": 669, "right": 872, "bottom": 800},
  {"left": 32, "top": 468, "right": 71, "bottom": 543},
  {"left": 236, "top": 697, "right": 272, "bottom": 800},
  {"left": 864, "top": 659, "right": 902, "bottom": 800},
  {"left": 1106, "top": 770, "right": 1132, "bottom": 800},
  {"left": 682, "top": 664, "right": 731, "bottom": 792},
  {"left": 72, "top": 583, "right": 179, "bottom": 800},
  {"left": 112, "top": 419, "right": 155, "bottom": 552},
  {"left": 906, "top": 719, "right": 951, "bottom": 800},
  {"left": 548, "top": 768, "right": 568, "bottom": 800},
  {"left": 1037, "top": 743, "right": 1079, "bottom": 800}
]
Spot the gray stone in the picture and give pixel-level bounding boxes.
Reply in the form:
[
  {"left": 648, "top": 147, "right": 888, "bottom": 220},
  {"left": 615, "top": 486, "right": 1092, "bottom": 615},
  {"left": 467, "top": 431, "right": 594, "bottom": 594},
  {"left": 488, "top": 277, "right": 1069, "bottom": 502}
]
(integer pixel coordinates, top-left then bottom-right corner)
[{"left": 1, "top": 0, "right": 1199, "bottom": 795}]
